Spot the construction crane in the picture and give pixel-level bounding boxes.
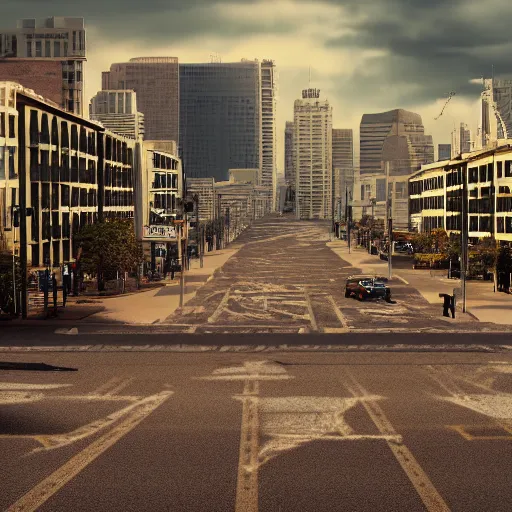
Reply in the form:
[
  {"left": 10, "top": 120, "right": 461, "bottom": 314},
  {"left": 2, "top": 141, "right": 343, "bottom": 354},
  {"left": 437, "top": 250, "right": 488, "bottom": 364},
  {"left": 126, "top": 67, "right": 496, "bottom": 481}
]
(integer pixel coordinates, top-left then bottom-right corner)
[{"left": 434, "top": 91, "right": 456, "bottom": 120}]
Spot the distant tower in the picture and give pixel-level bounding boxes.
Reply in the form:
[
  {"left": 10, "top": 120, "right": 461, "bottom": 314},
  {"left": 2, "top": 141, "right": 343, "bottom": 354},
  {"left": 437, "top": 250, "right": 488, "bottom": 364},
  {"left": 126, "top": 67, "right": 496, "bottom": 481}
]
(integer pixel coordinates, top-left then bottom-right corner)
[
  {"left": 294, "top": 88, "right": 333, "bottom": 220},
  {"left": 102, "top": 57, "right": 179, "bottom": 143}
]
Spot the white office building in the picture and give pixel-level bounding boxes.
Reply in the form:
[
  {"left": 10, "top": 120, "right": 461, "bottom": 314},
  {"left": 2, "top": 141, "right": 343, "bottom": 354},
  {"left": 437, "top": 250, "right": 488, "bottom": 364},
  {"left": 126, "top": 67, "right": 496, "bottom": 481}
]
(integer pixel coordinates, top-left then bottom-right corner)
[
  {"left": 293, "top": 89, "right": 332, "bottom": 220},
  {"left": 90, "top": 90, "right": 144, "bottom": 140}
]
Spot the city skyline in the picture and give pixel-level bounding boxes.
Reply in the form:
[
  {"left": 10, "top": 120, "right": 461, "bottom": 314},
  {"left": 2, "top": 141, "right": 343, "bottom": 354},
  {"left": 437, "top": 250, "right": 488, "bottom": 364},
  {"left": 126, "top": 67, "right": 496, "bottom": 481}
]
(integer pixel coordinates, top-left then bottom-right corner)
[{"left": 3, "top": 1, "right": 504, "bottom": 172}]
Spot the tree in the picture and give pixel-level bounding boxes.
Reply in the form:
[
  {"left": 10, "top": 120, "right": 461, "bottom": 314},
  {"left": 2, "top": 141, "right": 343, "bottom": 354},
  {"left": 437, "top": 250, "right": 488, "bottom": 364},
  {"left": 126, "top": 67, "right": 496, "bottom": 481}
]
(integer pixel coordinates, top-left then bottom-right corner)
[
  {"left": 411, "top": 232, "right": 434, "bottom": 253},
  {"left": 0, "top": 252, "right": 21, "bottom": 315},
  {"left": 75, "top": 219, "right": 143, "bottom": 292},
  {"left": 469, "top": 237, "right": 500, "bottom": 281}
]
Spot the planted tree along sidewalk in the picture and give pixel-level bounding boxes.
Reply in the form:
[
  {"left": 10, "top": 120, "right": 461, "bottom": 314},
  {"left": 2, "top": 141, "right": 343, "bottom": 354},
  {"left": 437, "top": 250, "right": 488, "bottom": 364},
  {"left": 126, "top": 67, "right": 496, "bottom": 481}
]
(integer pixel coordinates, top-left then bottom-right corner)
[
  {"left": 75, "top": 219, "right": 143, "bottom": 292},
  {"left": 410, "top": 229, "right": 509, "bottom": 289},
  {"left": 0, "top": 252, "right": 21, "bottom": 315}
]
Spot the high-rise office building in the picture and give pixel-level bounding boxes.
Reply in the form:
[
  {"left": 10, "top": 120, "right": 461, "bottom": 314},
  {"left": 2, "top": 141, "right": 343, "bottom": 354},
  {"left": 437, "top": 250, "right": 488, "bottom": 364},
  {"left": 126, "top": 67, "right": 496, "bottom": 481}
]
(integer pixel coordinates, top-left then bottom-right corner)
[
  {"left": 332, "top": 128, "right": 354, "bottom": 217},
  {"left": 451, "top": 122, "right": 472, "bottom": 157},
  {"left": 260, "top": 60, "right": 277, "bottom": 208},
  {"left": 481, "top": 78, "right": 512, "bottom": 148},
  {"left": 284, "top": 121, "right": 295, "bottom": 187},
  {"left": 102, "top": 57, "right": 179, "bottom": 143},
  {"left": 438, "top": 144, "right": 451, "bottom": 161},
  {"left": 0, "top": 17, "right": 86, "bottom": 115},
  {"left": 359, "top": 109, "right": 433, "bottom": 175},
  {"left": 294, "top": 88, "right": 332, "bottom": 220},
  {"left": 90, "top": 90, "right": 144, "bottom": 139},
  {"left": 179, "top": 60, "right": 262, "bottom": 183}
]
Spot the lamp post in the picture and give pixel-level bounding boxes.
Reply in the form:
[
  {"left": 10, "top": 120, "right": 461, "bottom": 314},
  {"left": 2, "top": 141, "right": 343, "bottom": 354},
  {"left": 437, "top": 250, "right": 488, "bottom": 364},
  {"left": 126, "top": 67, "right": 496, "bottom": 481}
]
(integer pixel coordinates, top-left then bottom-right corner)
[{"left": 369, "top": 197, "right": 376, "bottom": 254}]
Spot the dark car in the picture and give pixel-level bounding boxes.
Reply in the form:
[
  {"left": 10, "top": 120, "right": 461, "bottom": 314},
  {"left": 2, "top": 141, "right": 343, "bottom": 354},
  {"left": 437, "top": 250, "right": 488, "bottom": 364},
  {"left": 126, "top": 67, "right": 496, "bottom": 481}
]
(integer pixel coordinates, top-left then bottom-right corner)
[{"left": 345, "top": 275, "right": 391, "bottom": 301}]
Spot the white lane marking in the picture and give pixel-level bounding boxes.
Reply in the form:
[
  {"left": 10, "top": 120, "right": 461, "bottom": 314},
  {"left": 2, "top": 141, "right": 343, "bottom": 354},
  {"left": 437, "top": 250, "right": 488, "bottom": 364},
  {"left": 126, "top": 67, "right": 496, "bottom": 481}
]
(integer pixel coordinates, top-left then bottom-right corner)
[
  {"left": 104, "top": 377, "right": 135, "bottom": 397},
  {"left": 256, "top": 396, "right": 401, "bottom": 468},
  {"left": 394, "top": 274, "right": 409, "bottom": 285},
  {"left": 0, "top": 392, "right": 46, "bottom": 405},
  {"left": 54, "top": 327, "right": 78, "bottom": 335},
  {"left": 235, "top": 380, "right": 260, "bottom": 512},
  {"left": 442, "top": 395, "right": 512, "bottom": 420},
  {"left": 6, "top": 391, "right": 173, "bottom": 512},
  {"left": 0, "top": 383, "right": 73, "bottom": 405},
  {"left": 0, "top": 383, "right": 72, "bottom": 391},
  {"left": 208, "top": 287, "right": 231, "bottom": 324},
  {"left": 342, "top": 369, "right": 450, "bottom": 512},
  {"left": 327, "top": 296, "right": 349, "bottom": 329},
  {"left": 29, "top": 391, "right": 164, "bottom": 453},
  {"left": 303, "top": 288, "right": 318, "bottom": 332},
  {"left": 89, "top": 376, "right": 123, "bottom": 396}
]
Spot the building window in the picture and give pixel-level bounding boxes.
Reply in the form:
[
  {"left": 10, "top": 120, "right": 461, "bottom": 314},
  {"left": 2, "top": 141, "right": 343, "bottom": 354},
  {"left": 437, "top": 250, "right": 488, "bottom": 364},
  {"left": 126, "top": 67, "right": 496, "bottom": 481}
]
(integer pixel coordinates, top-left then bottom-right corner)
[
  {"left": 71, "top": 125, "right": 78, "bottom": 150},
  {"left": 505, "top": 161, "right": 512, "bottom": 178},
  {"left": 8, "top": 115, "right": 15, "bottom": 138},
  {"left": 479, "top": 216, "right": 491, "bottom": 232},
  {"left": 63, "top": 41, "right": 68, "bottom": 56},
  {"left": 40, "top": 114, "right": 50, "bottom": 144},
  {"left": 54, "top": 41, "right": 61, "bottom": 57},
  {"left": 497, "top": 217, "right": 505, "bottom": 233},
  {"left": 497, "top": 161, "right": 503, "bottom": 178},
  {"left": 507, "top": 217, "right": 512, "bottom": 234},
  {"left": 35, "top": 41, "right": 42, "bottom": 57},
  {"left": 469, "top": 216, "right": 478, "bottom": 231},
  {"left": 109, "top": 92, "right": 116, "bottom": 113},
  {"left": 8, "top": 147, "right": 16, "bottom": 179},
  {"left": 45, "top": 40, "right": 51, "bottom": 57},
  {"left": 26, "top": 41, "right": 32, "bottom": 57}
]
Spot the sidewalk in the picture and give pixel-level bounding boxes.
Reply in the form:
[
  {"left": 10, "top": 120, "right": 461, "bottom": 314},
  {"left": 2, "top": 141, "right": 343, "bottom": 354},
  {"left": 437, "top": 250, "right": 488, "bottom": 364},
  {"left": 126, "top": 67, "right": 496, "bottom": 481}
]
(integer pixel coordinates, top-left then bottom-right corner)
[
  {"left": 328, "top": 241, "right": 512, "bottom": 325},
  {"left": 28, "top": 247, "right": 240, "bottom": 325}
]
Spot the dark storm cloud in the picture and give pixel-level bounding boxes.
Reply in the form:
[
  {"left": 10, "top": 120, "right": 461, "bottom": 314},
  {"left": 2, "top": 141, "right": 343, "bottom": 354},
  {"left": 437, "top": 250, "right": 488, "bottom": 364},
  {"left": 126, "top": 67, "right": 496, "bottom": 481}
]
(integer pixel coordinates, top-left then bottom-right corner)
[
  {"left": 4, "top": 0, "right": 511, "bottom": 110},
  {"left": 1, "top": 0, "right": 293, "bottom": 44},
  {"left": 323, "top": 0, "right": 512, "bottom": 106}
]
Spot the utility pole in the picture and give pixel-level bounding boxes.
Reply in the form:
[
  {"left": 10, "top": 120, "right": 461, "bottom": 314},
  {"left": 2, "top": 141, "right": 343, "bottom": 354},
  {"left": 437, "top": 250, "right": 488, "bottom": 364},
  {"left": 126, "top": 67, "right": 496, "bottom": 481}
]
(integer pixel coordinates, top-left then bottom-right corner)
[
  {"left": 388, "top": 211, "right": 393, "bottom": 280},
  {"left": 178, "top": 223, "right": 184, "bottom": 308},
  {"left": 345, "top": 187, "right": 351, "bottom": 254},
  {"left": 18, "top": 103, "right": 28, "bottom": 319},
  {"left": 461, "top": 162, "right": 468, "bottom": 313}
]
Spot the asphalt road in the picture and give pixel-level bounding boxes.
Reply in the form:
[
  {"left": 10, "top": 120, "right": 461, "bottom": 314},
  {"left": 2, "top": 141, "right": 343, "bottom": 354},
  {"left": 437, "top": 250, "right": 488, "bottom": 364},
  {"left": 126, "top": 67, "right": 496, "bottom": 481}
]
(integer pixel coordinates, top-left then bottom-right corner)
[
  {"left": 1, "top": 349, "right": 512, "bottom": 512},
  {"left": 157, "top": 217, "right": 497, "bottom": 334}
]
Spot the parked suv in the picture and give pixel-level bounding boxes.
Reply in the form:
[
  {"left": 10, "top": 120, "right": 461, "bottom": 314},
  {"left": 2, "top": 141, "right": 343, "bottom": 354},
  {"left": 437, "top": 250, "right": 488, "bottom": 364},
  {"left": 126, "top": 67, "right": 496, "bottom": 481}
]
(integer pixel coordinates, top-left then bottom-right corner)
[{"left": 345, "top": 275, "right": 391, "bottom": 301}]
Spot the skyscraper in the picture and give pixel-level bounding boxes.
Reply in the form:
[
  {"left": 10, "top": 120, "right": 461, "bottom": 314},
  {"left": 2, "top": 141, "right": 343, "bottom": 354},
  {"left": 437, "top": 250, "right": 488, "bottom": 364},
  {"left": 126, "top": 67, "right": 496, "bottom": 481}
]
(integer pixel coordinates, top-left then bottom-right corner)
[
  {"left": 332, "top": 129, "right": 354, "bottom": 217},
  {"left": 90, "top": 90, "right": 144, "bottom": 140},
  {"left": 481, "top": 77, "right": 512, "bottom": 148},
  {"left": 260, "top": 60, "right": 277, "bottom": 208},
  {"left": 102, "top": 57, "right": 179, "bottom": 143},
  {"left": 0, "top": 17, "right": 86, "bottom": 115},
  {"left": 179, "top": 60, "right": 261, "bottom": 183},
  {"left": 438, "top": 144, "right": 451, "bottom": 161},
  {"left": 359, "top": 109, "right": 433, "bottom": 176},
  {"left": 451, "top": 122, "right": 472, "bottom": 157},
  {"left": 284, "top": 121, "right": 295, "bottom": 187},
  {"left": 294, "top": 88, "right": 332, "bottom": 220}
]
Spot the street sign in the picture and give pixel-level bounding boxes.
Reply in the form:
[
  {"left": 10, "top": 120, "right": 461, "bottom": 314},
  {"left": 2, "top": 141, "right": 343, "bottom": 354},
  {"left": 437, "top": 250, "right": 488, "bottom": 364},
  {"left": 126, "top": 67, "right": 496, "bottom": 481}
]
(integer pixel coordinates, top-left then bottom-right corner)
[{"left": 143, "top": 225, "right": 177, "bottom": 239}]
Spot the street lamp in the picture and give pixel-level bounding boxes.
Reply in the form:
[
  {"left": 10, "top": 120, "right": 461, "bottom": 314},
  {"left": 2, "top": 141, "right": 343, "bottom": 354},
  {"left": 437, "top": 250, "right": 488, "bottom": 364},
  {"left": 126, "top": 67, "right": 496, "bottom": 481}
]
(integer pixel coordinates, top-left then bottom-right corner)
[{"left": 368, "top": 197, "right": 376, "bottom": 254}]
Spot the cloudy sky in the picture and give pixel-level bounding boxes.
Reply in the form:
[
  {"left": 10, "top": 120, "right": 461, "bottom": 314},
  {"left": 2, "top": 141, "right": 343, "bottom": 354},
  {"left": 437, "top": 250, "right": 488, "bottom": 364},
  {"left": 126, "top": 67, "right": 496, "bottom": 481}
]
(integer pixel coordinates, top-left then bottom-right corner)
[{"left": 4, "top": 0, "right": 512, "bottom": 167}]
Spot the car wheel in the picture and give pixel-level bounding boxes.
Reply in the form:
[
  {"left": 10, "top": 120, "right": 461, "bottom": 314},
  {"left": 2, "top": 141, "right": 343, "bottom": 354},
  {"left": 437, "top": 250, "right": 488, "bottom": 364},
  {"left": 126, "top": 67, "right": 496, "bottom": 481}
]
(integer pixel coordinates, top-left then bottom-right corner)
[{"left": 358, "top": 292, "right": 365, "bottom": 301}]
